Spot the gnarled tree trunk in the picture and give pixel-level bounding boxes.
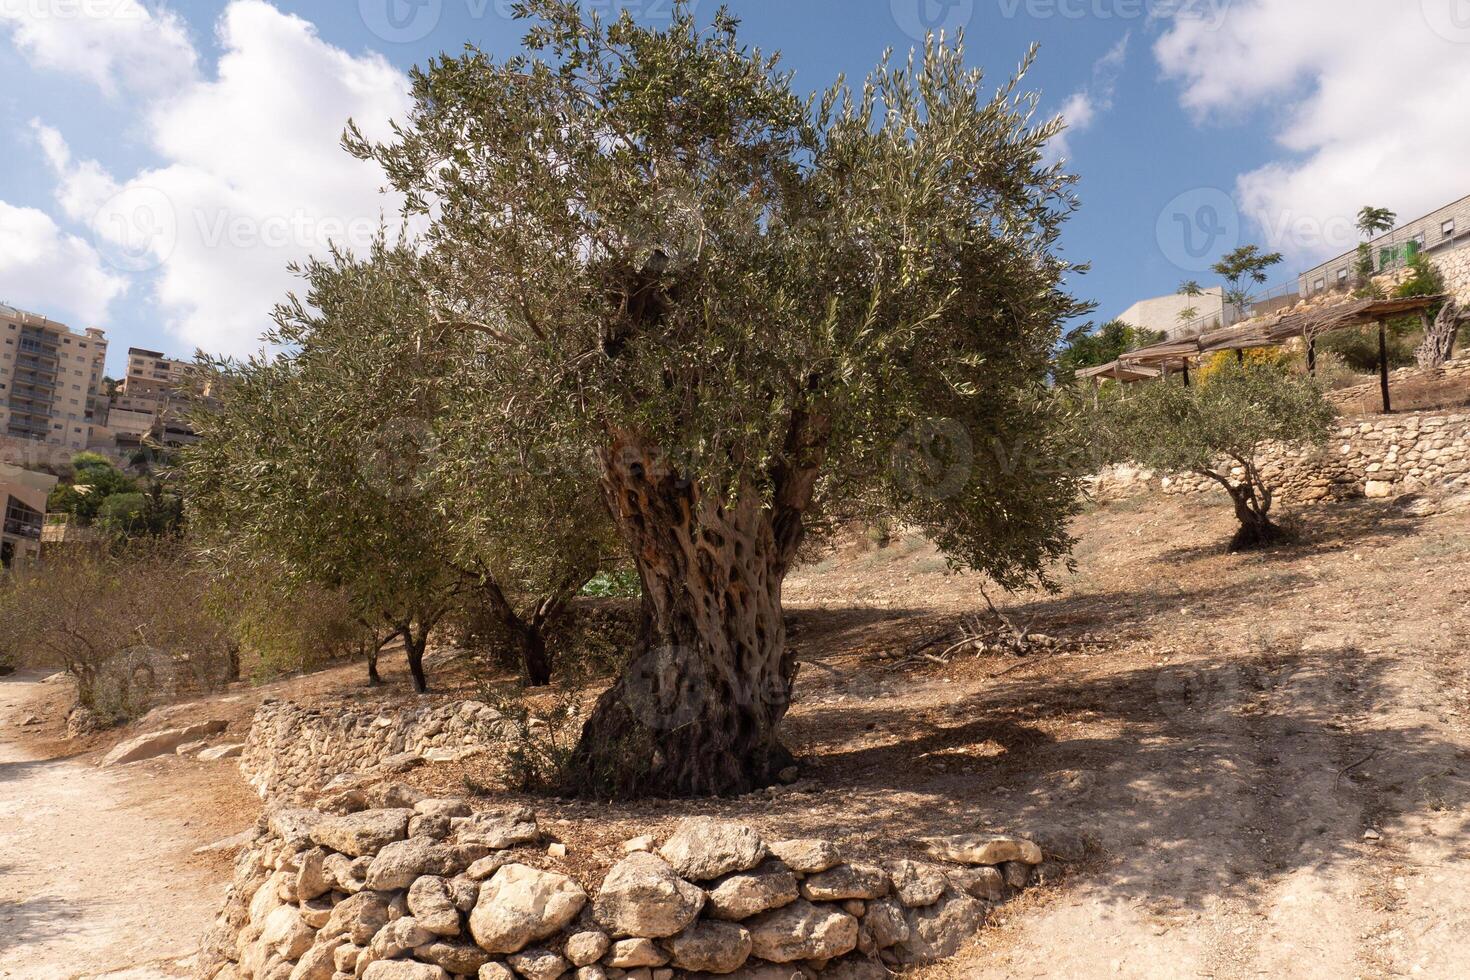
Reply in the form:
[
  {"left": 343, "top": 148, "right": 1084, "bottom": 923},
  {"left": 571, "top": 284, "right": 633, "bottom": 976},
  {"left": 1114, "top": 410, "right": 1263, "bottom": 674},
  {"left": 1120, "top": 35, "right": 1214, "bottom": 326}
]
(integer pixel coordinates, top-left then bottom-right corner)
[
  {"left": 1416, "top": 300, "right": 1463, "bottom": 370},
  {"left": 1200, "top": 457, "right": 1281, "bottom": 552},
  {"left": 566, "top": 429, "right": 822, "bottom": 799}
]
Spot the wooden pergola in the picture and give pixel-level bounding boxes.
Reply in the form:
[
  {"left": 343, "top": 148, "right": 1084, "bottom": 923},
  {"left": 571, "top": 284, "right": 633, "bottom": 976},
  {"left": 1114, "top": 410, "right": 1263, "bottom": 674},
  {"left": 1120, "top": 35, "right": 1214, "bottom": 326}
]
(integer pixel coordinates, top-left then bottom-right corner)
[{"left": 1078, "top": 294, "right": 1447, "bottom": 414}]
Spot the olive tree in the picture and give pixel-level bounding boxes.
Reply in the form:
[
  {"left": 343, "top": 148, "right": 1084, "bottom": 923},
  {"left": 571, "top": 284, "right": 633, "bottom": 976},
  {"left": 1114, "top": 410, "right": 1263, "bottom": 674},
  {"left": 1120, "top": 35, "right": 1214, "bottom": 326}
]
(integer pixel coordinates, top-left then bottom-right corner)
[
  {"left": 347, "top": 1, "right": 1087, "bottom": 795},
  {"left": 1103, "top": 363, "right": 1335, "bottom": 550},
  {"left": 182, "top": 242, "right": 612, "bottom": 691}
]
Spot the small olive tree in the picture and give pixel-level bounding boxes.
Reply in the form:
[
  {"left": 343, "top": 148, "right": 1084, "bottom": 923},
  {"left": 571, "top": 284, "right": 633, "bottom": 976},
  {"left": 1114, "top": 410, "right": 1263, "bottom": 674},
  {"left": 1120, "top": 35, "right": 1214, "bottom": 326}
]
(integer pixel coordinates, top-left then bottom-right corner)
[
  {"left": 1104, "top": 363, "right": 1335, "bottom": 550},
  {"left": 181, "top": 242, "right": 614, "bottom": 691}
]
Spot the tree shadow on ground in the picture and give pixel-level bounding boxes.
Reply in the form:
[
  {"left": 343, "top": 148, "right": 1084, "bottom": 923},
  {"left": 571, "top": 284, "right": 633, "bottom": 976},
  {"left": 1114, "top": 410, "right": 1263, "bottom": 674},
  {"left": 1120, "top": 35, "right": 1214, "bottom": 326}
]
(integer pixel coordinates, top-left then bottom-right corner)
[
  {"left": 0, "top": 892, "right": 79, "bottom": 955},
  {"left": 767, "top": 641, "right": 1470, "bottom": 914}
]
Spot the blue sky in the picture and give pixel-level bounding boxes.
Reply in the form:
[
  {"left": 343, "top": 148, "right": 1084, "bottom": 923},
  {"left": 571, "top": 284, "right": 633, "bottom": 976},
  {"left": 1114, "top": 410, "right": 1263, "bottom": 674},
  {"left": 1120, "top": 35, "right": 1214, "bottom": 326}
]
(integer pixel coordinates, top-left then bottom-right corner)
[{"left": 2, "top": 1, "right": 1466, "bottom": 375}]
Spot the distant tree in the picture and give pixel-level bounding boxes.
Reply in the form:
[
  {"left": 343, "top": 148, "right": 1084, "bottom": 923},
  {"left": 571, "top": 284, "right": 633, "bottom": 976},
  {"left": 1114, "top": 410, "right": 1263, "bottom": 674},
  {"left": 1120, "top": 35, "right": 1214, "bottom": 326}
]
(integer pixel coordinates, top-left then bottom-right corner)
[
  {"left": 1356, "top": 206, "right": 1396, "bottom": 241},
  {"left": 1353, "top": 206, "right": 1397, "bottom": 295},
  {"left": 47, "top": 453, "right": 137, "bottom": 526},
  {"left": 348, "top": 1, "right": 1088, "bottom": 795},
  {"left": 1056, "top": 319, "right": 1165, "bottom": 380},
  {"left": 1102, "top": 362, "right": 1335, "bottom": 551},
  {"left": 1211, "top": 244, "right": 1284, "bottom": 320}
]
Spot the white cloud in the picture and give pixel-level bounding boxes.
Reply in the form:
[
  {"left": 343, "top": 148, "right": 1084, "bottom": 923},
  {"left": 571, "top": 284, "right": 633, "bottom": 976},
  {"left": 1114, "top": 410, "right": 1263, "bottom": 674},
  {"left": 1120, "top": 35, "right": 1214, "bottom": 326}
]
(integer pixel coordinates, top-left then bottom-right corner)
[
  {"left": 0, "top": 201, "right": 128, "bottom": 325},
  {"left": 33, "top": 0, "right": 413, "bottom": 356},
  {"left": 0, "top": 0, "right": 197, "bottom": 97},
  {"left": 1156, "top": 0, "right": 1470, "bottom": 262},
  {"left": 1046, "top": 34, "right": 1129, "bottom": 164}
]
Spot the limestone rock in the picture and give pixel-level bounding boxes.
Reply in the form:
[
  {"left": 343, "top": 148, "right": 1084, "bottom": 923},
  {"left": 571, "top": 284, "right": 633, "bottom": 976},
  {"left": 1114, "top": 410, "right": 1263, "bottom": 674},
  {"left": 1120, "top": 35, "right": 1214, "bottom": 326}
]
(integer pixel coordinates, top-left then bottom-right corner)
[
  {"left": 766, "top": 839, "right": 841, "bottom": 874},
  {"left": 593, "top": 853, "right": 704, "bottom": 939},
  {"left": 1002, "top": 860, "right": 1030, "bottom": 889},
  {"left": 455, "top": 808, "right": 540, "bottom": 850},
  {"left": 407, "top": 876, "right": 462, "bottom": 936},
  {"left": 887, "top": 860, "right": 947, "bottom": 908},
  {"left": 945, "top": 866, "right": 1004, "bottom": 902},
  {"left": 365, "top": 838, "right": 461, "bottom": 890},
  {"left": 364, "top": 916, "right": 433, "bottom": 962},
  {"left": 664, "top": 920, "right": 753, "bottom": 974},
  {"left": 361, "top": 962, "right": 449, "bottom": 980},
  {"left": 297, "top": 848, "right": 331, "bottom": 902},
  {"left": 269, "top": 809, "right": 326, "bottom": 849},
  {"left": 415, "top": 798, "right": 473, "bottom": 819},
  {"left": 324, "top": 853, "right": 371, "bottom": 893},
  {"left": 507, "top": 947, "right": 570, "bottom": 980},
  {"left": 917, "top": 834, "right": 1042, "bottom": 867},
  {"left": 415, "top": 939, "right": 493, "bottom": 975},
  {"left": 896, "top": 891, "right": 984, "bottom": 964},
  {"left": 564, "top": 931, "right": 610, "bottom": 967},
  {"left": 657, "top": 818, "right": 766, "bottom": 881},
  {"left": 799, "top": 863, "right": 890, "bottom": 902},
  {"left": 200, "top": 742, "right": 246, "bottom": 761},
  {"left": 745, "top": 900, "right": 858, "bottom": 964},
  {"left": 861, "top": 897, "right": 909, "bottom": 949},
  {"left": 310, "top": 809, "right": 414, "bottom": 857},
  {"left": 100, "top": 720, "right": 227, "bottom": 767},
  {"left": 321, "top": 890, "right": 393, "bottom": 945},
  {"left": 409, "top": 814, "right": 453, "bottom": 840},
  {"left": 469, "top": 863, "right": 587, "bottom": 954},
  {"left": 287, "top": 936, "right": 343, "bottom": 980},
  {"left": 706, "top": 861, "right": 799, "bottom": 921},
  {"left": 479, "top": 963, "right": 516, "bottom": 980},
  {"left": 258, "top": 905, "right": 315, "bottom": 960},
  {"left": 606, "top": 937, "right": 668, "bottom": 968}
]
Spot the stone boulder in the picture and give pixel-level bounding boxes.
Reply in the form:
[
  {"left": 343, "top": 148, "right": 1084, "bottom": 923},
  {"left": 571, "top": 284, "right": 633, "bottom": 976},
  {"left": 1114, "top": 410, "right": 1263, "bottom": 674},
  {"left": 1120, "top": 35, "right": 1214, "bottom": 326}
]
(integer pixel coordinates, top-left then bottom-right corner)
[
  {"left": 657, "top": 817, "right": 767, "bottom": 881},
  {"left": 767, "top": 839, "right": 841, "bottom": 874},
  {"left": 200, "top": 743, "right": 245, "bottom": 761},
  {"left": 887, "top": 860, "right": 947, "bottom": 908},
  {"left": 468, "top": 863, "right": 587, "bottom": 954},
  {"left": 896, "top": 891, "right": 985, "bottom": 963},
  {"left": 100, "top": 720, "right": 227, "bottom": 767},
  {"left": 664, "top": 919, "right": 753, "bottom": 974},
  {"left": 454, "top": 808, "right": 540, "bottom": 850},
  {"left": 310, "top": 809, "right": 414, "bottom": 857},
  {"left": 414, "top": 939, "right": 491, "bottom": 975},
  {"left": 564, "top": 931, "right": 610, "bottom": 967},
  {"left": 799, "top": 863, "right": 890, "bottom": 902},
  {"left": 407, "top": 876, "right": 462, "bottom": 936},
  {"left": 507, "top": 947, "right": 570, "bottom": 980},
  {"left": 745, "top": 900, "right": 858, "bottom": 963},
  {"left": 593, "top": 853, "right": 705, "bottom": 939},
  {"left": 365, "top": 838, "right": 462, "bottom": 890},
  {"left": 917, "top": 834, "right": 1042, "bottom": 866},
  {"left": 706, "top": 861, "right": 799, "bottom": 921},
  {"left": 361, "top": 962, "right": 449, "bottom": 980}
]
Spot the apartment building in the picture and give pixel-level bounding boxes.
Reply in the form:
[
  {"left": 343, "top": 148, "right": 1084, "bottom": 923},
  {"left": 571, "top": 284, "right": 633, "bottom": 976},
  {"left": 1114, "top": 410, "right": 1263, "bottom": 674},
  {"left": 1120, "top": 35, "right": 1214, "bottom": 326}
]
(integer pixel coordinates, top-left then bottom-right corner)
[
  {"left": 1, "top": 462, "right": 56, "bottom": 567},
  {"left": 1299, "top": 193, "right": 1470, "bottom": 296},
  {"left": 0, "top": 305, "right": 109, "bottom": 454},
  {"left": 109, "top": 346, "right": 210, "bottom": 450}
]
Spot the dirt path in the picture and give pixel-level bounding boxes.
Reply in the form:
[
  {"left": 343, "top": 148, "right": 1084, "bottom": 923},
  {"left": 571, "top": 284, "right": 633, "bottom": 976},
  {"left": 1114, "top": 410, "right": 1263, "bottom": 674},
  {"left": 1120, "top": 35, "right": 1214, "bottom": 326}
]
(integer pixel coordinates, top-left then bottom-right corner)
[{"left": 0, "top": 672, "right": 239, "bottom": 980}]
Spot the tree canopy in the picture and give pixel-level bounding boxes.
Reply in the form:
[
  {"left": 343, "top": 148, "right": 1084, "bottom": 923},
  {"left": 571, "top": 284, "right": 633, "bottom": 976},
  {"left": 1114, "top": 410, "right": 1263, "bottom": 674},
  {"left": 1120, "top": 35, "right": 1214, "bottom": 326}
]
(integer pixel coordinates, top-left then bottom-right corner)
[{"left": 335, "top": 0, "right": 1090, "bottom": 796}]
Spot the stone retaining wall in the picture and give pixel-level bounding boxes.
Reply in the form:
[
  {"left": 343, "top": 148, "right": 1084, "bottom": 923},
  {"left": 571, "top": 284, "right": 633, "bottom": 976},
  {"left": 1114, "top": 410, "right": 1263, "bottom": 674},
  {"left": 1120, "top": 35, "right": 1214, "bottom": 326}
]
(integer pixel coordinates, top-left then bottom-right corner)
[
  {"left": 240, "top": 698, "right": 511, "bottom": 802},
  {"left": 1091, "top": 408, "right": 1470, "bottom": 504},
  {"left": 199, "top": 788, "right": 1045, "bottom": 980}
]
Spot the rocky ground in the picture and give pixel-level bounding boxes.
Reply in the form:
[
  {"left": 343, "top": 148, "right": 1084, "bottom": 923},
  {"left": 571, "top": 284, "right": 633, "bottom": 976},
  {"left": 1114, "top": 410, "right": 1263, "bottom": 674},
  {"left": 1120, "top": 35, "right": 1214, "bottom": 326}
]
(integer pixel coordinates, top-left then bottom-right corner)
[{"left": 5, "top": 487, "right": 1470, "bottom": 978}]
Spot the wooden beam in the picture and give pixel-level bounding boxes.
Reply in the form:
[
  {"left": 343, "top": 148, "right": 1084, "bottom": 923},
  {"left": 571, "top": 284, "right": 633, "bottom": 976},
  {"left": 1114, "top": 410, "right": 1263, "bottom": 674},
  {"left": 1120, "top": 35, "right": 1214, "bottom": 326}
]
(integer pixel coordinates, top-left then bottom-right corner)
[{"left": 1377, "top": 319, "right": 1392, "bottom": 414}]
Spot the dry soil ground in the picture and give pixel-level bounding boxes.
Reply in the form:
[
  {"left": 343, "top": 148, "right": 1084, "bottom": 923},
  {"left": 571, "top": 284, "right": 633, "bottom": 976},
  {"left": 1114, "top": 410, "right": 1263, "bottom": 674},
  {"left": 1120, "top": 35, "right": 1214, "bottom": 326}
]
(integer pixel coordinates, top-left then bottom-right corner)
[{"left": 5, "top": 489, "right": 1470, "bottom": 979}]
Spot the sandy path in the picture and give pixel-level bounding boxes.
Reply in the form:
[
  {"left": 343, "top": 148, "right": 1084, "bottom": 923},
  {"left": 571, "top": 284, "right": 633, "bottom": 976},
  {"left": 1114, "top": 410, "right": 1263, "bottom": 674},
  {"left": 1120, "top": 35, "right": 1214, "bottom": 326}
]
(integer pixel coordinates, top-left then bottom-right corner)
[{"left": 0, "top": 672, "right": 226, "bottom": 980}]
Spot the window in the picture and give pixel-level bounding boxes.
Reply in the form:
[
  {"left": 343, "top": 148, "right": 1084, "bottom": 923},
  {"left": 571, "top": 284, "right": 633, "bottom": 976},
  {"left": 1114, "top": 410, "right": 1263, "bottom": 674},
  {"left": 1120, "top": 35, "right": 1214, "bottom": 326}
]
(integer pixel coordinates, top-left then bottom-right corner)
[
  {"left": 1445, "top": 219, "right": 1457, "bottom": 237},
  {"left": 1314, "top": 277, "right": 1325, "bottom": 292},
  {"left": 1411, "top": 232, "right": 1426, "bottom": 248},
  {"left": 1337, "top": 268, "right": 1349, "bottom": 284}
]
